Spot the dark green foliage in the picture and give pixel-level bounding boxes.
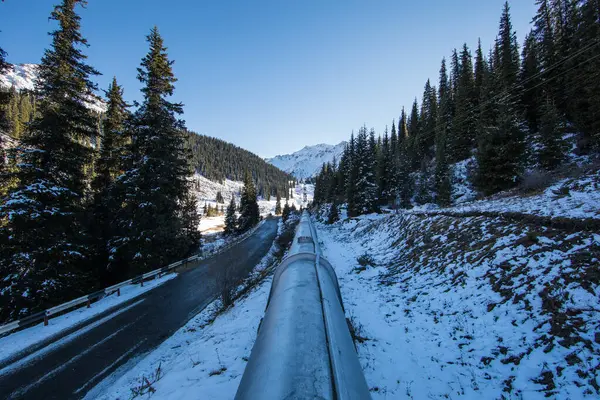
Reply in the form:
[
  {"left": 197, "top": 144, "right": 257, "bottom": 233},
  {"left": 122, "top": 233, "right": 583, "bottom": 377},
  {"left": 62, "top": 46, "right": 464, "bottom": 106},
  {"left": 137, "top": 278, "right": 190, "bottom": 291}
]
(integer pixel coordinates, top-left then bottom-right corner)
[
  {"left": 224, "top": 196, "right": 237, "bottom": 235},
  {"left": 475, "top": 99, "right": 526, "bottom": 195},
  {"left": 91, "top": 77, "right": 130, "bottom": 284},
  {"left": 0, "top": 0, "right": 100, "bottom": 321},
  {"left": 451, "top": 43, "right": 477, "bottom": 162},
  {"left": 275, "top": 192, "right": 282, "bottom": 215},
  {"left": 282, "top": 201, "right": 291, "bottom": 222},
  {"left": 216, "top": 191, "right": 224, "bottom": 204},
  {"left": 327, "top": 201, "right": 339, "bottom": 224},
  {"left": 184, "top": 132, "right": 292, "bottom": 197},
  {"left": 108, "top": 27, "right": 192, "bottom": 278},
  {"left": 237, "top": 170, "right": 259, "bottom": 232},
  {"left": 435, "top": 58, "right": 453, "bottom": 206},
  {"left": 538, "top": 97, "right": 566, "bottom": 170},
  {"left": 521, "top": 32, "right": 542, "bottom": 135}
]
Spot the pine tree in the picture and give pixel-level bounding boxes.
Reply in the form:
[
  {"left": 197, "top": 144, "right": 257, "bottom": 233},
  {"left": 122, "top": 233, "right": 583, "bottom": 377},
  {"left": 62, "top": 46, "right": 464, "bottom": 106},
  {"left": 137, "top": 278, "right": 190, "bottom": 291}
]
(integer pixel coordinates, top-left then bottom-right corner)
[
  {"left": 474, "top": 39, "right": 487, "bottom": 108},
  {"left": 538, "top": 96, "right": 566, "bottom": 170},
  {"left": 238, "top": 169, "right": 259, "bottom": 232},
  {"left": 497, "top": 2, "right": 521, "bottom": 91},
  {"left": 0, "top": 0, "right": 101, "bottom": 322},
  {"left": 181, "top": 191, "right": 201, "bottom": 248},
  {"left": 275, "top": 192, "right": 282, "bottom": 215},
  {"left": 108, "top": 26, "right": 191, "bottom": 278},
  {"left": 327, "top": 201, "right": 339, "bottom": 224},
  {"left": 475, "top": 98, "right": 525, "bottom": 195},
  {"left": 520, "top": 32, "right": 542, "bottom": 135},
  {"left": 224, "top": 197, "right": 237, "bottom": 234},
  {"left": 451, "top": 43, "right": 476, "bottom": 162},
  {"left": 474, "top": 3, "right": 525, "bottom": 196},
  {"left": 90, "top": 77, "right": 130, "bottom": 283},
  {"left": 435, "top": 58, "right": 453, "bottom": 206},
  {"left": 282, "top": 201, "right": 291, "bottom": 222},
  {"left": 353, "top": 127, "right": 378, "bottom": 215},
  {"left": 377, "top": 126, "right": 392, "bottom": 205},
  {"left": 408, "top": 99, "right": 420, "bottom": 169},
  {"left": 346, "top": 132, "right": 359, "bottom": 217}
]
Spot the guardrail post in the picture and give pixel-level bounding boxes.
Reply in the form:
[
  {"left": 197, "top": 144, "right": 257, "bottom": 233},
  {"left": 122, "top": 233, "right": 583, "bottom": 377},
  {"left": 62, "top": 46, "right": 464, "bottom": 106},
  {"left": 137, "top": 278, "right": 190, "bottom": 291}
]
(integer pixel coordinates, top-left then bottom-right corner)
[
  {"left": 86, "top": 299, "right": 91, "bottom": 308},
  {"left": 117, "top": 288, "right": 121, "bottom": 296},
  {"left": 141, "top": 278, "right": 144, "bottom": 287},
  {"left": 44, "top": 314, "right": 48, "bottom": 326}
]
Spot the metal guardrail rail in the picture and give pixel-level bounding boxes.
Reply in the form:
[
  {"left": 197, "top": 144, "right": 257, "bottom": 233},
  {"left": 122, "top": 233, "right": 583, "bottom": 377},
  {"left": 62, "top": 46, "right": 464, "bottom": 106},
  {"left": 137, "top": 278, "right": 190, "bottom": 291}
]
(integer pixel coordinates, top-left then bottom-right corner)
[
  {"left": 235, "top": 211, "right": 371, "bottom": 400},
  {"left": 0, "top": 219, "right": 266, "bottom": 336}
]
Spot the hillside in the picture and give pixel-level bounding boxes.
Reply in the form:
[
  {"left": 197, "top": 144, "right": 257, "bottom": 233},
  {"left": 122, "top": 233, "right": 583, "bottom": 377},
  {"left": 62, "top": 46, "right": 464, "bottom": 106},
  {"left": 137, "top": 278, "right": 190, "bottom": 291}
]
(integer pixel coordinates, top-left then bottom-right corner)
[
  {"left": 0, "top": 63, "right": 106, "bottom": 113},
  {"left": 314, "top": 168, "right": 600, "bottom": 399},
  {"left": 185, "top": 132, "right": 294, "bottom": 198},
  {"left": 267, "top": 141, "right": 346, "bottom": 180}
]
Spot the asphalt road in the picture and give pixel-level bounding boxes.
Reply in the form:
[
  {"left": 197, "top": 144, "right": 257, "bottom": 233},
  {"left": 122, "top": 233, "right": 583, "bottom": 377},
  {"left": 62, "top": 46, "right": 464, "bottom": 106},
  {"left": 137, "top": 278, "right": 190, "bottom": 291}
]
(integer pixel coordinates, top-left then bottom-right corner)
[{"left": 0, "top": 218, "right": 279, "bottom": 400}]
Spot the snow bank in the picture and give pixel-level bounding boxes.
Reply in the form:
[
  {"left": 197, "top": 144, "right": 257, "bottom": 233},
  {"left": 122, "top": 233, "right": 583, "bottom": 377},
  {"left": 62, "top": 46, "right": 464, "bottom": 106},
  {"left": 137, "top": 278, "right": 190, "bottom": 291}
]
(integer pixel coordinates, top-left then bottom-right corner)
[{"left": 316, "top": 210, "right": 600, "bottom": 399}]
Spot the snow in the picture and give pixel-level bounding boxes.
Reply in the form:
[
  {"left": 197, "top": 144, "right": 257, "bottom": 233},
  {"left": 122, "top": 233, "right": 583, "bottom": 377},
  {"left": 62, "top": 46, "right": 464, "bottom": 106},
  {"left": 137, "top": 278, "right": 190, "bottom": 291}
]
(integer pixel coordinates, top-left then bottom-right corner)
[
  {"left": 414, "top": 169, "right": 600, "bottom": 221},
  {"left": 314, "top": 207, "right": 600, "bottom": 399},
  {"left": 267, "top": 142, "right": 347, "bottom": 179},
  {"left": 86, "top": 222, "right": 285, "bottom": 400},
  {"left": 0, "top": 273, "right": 177, "bottom": 367}
]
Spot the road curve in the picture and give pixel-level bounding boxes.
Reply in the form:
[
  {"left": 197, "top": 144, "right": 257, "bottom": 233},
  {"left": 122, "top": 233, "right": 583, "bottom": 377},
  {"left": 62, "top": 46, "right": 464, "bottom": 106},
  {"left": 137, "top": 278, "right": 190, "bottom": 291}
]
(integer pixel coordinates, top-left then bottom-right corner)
[{"left": 0, "top": 218, "right": 279, "bottom": 400}]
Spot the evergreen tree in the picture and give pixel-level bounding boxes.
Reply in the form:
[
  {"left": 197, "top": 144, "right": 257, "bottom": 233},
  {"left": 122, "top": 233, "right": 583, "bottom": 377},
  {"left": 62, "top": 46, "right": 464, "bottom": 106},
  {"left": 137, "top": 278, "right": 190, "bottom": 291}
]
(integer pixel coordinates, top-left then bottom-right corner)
[
  {"left": 353, "top": 127, "right": 378, "bottom": 215},
  {"left": 181, "top": 191, "right": 201, "bottom": 248},
  {"left": 238, "top": 169, "right": 259, "bottom": 232},
  {"left": 327, "top": 201, "right": 339, "bottom": 224},
  {"left": 497, "top": 2, "right": 521, "bottom": 91},
  {"left": 90, "top": 77, "right": 130, "bottom": 283},
  {"left": 346, "top": 132, "right": 359, "bottom": 217},
  {"left": 377, "top": 126, "right": 392, "bottom": 205},
  {"left": 224, "top": 197, "right": 237, "bottom": 234},
  {"left": 282, "top": 201, "right": 291, "bottom": 222},
  {"left": 520, "top": 32, "right": 543, "bottom": 135},
  {"left": 474, "top": 39, "right": 487, "bottom": 108},
  {"left": 275, "top": 192, "right": 282, "bottom": 215},
  {"left": 475, "top": 98, "right": 525, "bottom": 195},
  {"left": 451, "top": 43, "right": 476, "bottom": 162},
  {"left": 108, "top": 27, "right": 191, "bottom": 278},
  {"left": 408, "top": 99, "right": 420, "bottom": 169},
  {"left": 0, "top": 0, "right": 101, "bottom": 322},
  {"left": 538, "top": 96, "right": 566, "bottom": 170},
  {"left": 435, "top": 58, "right": 453, "bottom": 206}
]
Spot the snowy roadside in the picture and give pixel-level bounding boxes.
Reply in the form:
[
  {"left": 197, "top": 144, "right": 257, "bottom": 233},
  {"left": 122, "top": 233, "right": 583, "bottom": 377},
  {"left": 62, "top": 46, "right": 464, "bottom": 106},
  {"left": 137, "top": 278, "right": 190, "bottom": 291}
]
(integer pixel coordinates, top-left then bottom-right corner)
[
  {"left": 86, "top": 220, "right": 288, "bottom": 400},
  {"left": 315, "top": 212, "right": 600, "bottom": 399},
  {"left": 0, "top": 273, "right": 177, "bottom": 367}
]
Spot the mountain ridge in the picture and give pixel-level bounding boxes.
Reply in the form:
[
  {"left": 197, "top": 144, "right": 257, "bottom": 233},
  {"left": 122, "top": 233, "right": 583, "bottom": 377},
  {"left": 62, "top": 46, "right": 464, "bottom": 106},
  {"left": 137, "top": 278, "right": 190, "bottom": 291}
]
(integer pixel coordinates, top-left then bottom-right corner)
[{"left": 267, "top": 141, "right": 347, "bottom": 179}]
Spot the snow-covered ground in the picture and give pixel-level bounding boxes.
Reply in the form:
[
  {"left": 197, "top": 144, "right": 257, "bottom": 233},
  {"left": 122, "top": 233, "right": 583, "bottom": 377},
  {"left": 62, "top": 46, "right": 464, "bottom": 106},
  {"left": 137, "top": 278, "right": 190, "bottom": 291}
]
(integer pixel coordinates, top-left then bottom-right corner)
[
  {"left": 86, "top": 222, "right": 286, "bottom": 400},
  {"left": 0, "top": 273, "right": 177, "bottom": 367},
  {"left": 438, "top": 170, "right": 600, "bottom": 220},
  {"left": 314, "top": 209, "right": 600, "bottom": 399}
]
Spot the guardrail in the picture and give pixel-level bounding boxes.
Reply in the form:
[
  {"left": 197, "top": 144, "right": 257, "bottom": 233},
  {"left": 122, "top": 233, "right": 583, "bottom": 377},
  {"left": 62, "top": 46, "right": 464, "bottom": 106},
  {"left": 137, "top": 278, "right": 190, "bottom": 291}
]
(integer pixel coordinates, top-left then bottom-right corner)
[
  {"left": 0, "top": 219, "right": 267, "bottom": 336},
  {"left": 235, "top": 211, "right": 371, "bottom": 400}
]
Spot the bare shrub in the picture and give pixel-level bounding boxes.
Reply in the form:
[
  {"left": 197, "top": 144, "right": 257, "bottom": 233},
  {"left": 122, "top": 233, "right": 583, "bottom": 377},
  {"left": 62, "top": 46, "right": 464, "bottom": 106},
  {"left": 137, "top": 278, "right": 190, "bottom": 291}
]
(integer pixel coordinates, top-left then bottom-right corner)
[
  {"left": 518, "top": 169, "right": 554, "bottom": 194},
  {"left": 216, "top": 263, "right": 238, "bottom": 308}
]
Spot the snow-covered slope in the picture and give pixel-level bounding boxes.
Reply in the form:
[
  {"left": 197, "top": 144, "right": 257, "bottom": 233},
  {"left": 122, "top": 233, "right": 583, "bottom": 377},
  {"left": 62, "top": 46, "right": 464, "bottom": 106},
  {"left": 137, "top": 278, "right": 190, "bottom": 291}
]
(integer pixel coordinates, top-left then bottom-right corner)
[
  {"left": 267, "top": 142, "right": 346, "bottom": 179},
  {"left": 0, "top": 63, "right": 106, "bottom": 113}
]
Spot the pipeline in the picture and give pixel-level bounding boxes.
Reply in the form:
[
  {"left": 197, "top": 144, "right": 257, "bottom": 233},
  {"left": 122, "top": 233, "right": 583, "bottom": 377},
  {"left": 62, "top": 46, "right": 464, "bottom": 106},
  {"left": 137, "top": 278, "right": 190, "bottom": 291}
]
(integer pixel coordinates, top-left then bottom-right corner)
[{"left": 235, "top": 211, "right": 371, "bottom": 400}]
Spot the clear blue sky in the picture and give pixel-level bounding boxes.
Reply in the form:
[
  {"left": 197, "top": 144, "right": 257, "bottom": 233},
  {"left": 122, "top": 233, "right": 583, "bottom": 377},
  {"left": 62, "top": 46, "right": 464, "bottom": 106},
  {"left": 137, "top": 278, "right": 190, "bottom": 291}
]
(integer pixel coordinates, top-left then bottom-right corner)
[{"left": 0, "top": 0, "right": 537, "bottom": 158}]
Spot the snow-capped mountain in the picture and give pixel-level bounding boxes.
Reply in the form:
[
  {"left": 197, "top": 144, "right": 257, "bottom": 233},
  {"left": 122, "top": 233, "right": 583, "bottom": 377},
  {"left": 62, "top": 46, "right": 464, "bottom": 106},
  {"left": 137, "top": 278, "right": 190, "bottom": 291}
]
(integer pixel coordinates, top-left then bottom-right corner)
[
  {"left": 0, "top": 63, "right": 106, "bottom": 113},
  {"left": 267, "top": 142, "right": 346, "bottom": 179}
]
